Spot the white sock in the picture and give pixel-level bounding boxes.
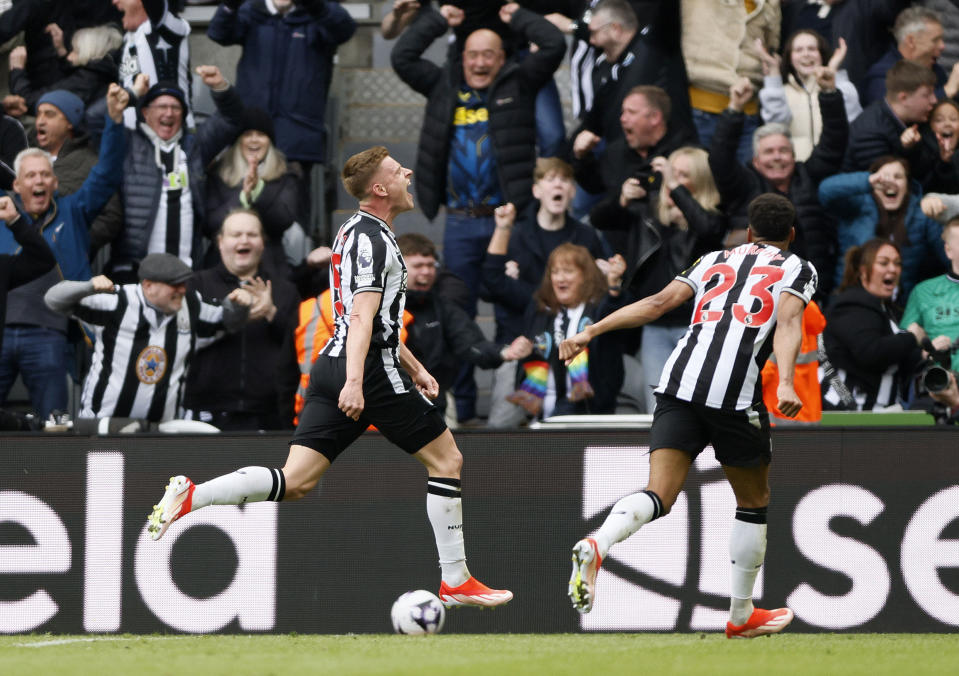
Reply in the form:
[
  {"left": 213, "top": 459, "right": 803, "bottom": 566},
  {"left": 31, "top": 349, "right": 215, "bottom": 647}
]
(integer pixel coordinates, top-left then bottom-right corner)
[
  {"left": 426, "top": 477, "right": 470, "bottom": 586},
  {"left": 729, "top": 509, "right": 768, "bottom": 625},
  {"left": 191, "top": 466, "right": 285, "bottom": 510},
  {"left": 594, "top": 490, "right": 663, "bottom": 559}
]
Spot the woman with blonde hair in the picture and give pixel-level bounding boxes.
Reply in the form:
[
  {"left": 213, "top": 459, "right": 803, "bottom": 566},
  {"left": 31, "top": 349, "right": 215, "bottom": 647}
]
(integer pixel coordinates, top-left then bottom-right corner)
[
  {"left": 205, "top": 107, "right": 300, "bottom": 275},
  {"left": 629, "top": 145, "right": 725, "bottom": 412}
]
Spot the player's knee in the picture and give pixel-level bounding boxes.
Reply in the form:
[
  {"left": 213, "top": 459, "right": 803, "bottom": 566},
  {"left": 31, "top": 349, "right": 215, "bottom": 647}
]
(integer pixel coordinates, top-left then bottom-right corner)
[{"left": 431, "top": 444, "right": 463, "bottom": 477}]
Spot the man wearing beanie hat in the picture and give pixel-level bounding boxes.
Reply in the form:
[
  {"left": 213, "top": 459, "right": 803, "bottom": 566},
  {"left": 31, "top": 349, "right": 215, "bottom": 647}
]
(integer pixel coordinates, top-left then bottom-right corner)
[
  {"left": 106, "top": 64, "right": 244, "bottom": 284},
  {"left": 36, "top": 91, "right": 84, "bottom": 138},
  {"left": 32, "top": 90, "right": 124, "bottom": 255},
  {"left": 43, "top": 251, "right": 262, "bottom": 423}
]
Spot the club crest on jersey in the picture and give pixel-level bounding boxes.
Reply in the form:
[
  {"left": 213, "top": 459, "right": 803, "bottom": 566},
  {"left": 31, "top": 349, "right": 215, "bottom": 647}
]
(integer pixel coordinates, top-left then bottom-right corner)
[
  {"left": 118, "top": 49, "right": 140, "bottom": 85},
  {"left": 136, "top": 345, "right": 168, "bottom": 385},
  {"left": 355, "top": 233, "right": 375, "bottom": 286},
  {"left": 533, "top": 331, "right": 553, "bottom": 359}
]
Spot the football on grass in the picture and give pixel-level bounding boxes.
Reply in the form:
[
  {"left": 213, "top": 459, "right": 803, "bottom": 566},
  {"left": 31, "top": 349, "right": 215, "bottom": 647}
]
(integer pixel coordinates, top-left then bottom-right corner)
[{"left": 390, "top": 590, "right": 446, "bottom": 635}]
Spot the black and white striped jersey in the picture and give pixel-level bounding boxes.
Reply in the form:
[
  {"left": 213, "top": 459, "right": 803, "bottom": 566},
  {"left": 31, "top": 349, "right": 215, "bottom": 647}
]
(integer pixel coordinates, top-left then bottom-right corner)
[
  {"left": 320, "top": 210, "right": 407, "bottom": 358},
  {"left": 73, "top": 284, "right": 225, "bottom": 422},
  {"left": 119, "top": 1, "right": 193, "bottom": 128},
  {"left": 656, "top": 243, "right": 818, "bottom": 410}
]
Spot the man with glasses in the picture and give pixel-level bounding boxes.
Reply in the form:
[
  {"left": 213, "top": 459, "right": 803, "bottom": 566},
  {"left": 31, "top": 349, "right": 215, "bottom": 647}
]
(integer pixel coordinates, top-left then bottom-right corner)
[{"left": 107, "top": 65, "right": 245, "bottom": 283}]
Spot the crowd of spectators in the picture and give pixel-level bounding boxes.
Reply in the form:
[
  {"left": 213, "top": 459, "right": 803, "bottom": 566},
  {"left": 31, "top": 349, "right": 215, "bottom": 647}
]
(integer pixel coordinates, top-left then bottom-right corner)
[{"left": 4, "top": 0, "right": 959, "bottom": 432}]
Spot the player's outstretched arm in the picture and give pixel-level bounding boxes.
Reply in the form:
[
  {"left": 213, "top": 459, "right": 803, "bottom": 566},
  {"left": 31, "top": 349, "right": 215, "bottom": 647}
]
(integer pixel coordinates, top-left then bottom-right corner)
[
  {"left": 339, "top": 290, "right": 382, "bottom": 420},
  {"left": 560, "top": 280, "right": 693, "bottom": 363},
  {"left": 399, "top": 342, "right": 439, "bottom": 399},
  {"left": 772, "top": 292, "right": 806, "bottom": 418}
]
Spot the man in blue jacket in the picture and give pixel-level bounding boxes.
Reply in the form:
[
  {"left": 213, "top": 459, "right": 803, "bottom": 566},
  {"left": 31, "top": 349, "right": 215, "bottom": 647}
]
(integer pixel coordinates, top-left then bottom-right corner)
[
  {"left": 207, "top": 0, "right": 357, "bottom": 223},
  {"left": 0, "top": 83, "right": 128, "bottom": 420}
]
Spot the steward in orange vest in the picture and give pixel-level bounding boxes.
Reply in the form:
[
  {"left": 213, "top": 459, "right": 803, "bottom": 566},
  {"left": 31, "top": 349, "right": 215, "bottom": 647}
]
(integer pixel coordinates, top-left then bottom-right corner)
[{"left": 761, "top": 300, "right": 826, "bottom": 423}]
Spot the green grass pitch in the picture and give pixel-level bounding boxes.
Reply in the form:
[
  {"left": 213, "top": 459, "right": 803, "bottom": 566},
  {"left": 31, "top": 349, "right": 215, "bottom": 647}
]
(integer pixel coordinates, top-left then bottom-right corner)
[{"left": 3, "top": 634, "right": 959, "bottom": 675}]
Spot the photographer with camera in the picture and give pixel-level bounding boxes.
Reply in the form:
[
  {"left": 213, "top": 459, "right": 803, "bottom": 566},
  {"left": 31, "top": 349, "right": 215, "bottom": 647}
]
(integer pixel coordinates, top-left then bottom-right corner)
[
  {"left": 589, "top": 143, "right": 726, "bottom": 413},
  {"left": 898, "top": 216, "right": 959, "bottom": 422},
  {"left": 574, "top": 86, "right": 697, "bottom": 257}
]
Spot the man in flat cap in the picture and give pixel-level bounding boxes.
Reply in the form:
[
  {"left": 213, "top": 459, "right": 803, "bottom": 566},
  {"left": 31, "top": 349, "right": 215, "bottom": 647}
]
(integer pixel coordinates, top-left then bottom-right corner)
[
  {"left": 106, "top": 64, "right": 244, "bottom": 283},
  {"left": 44, "top": 252, "right": 269, "bottom": 423}
]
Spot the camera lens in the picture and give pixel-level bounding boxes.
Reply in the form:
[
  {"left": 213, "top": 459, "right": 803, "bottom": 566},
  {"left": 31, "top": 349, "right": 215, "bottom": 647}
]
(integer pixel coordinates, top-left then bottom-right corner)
[{"left": 923, "top": 365, "right": 951, "bottom": 393}]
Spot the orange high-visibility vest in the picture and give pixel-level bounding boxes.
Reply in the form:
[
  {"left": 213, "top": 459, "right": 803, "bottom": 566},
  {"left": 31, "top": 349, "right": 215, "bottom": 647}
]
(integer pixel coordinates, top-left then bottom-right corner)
[
  {"left": 293, "top": 289, "right": 411, "bottom": 424},
  {"left": 761, "top": 300, "right": 826, "bottom": 423}
]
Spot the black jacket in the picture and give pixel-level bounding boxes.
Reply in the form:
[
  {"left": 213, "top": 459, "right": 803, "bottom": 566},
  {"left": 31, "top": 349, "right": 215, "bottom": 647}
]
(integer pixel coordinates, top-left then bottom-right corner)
[
  {"left": 515, "top": 296, "right": 625, "bottom": 417},
  {"left": 405, "top": 287, "right": 504, "bottom": 399},
  {"left": 592, "top": 186, "right": 725, "bottom": 326},
  {"left": 391, "top": 7, "right": 565, "bottom": 220},
  {"left": 710, "top": 89, "right": 848, "bottom": 298},
  {"left": 574, "top": 123, "right": 699, "bottom": 200},
  {"left": 183, "top": 262, "right": 299, "bottom": 425},
  {"left": 481, "top": 203, "right": 611, "bottom": 342},
  {"left": 10, "top": 54, "right": 117, "bottom": 112},
  {"left": 579, "top": 13, "right": 695, "bottom": 146},
  {"left": 204, "top": 170, "right": 300, "bottom": 276},
  {"left": 822, "top": 285, "right": 922, "bottom": 410},
  {"left": 843, "top": 99, "right": 916, "bottom": 173},
  {"left": 0, "top": 218, "right": 56, "bottom": 355}
]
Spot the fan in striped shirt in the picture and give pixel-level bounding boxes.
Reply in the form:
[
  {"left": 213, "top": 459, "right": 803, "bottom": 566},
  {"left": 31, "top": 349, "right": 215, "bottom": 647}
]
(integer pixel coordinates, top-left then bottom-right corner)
[
  {"left": 44, "top": 252, "right": 256, "bottom": 423},
  {"left": 144, "top": 146, "right": 513, "bottom": 610},
  {"left": 561, "top": 193, "right": 816, "bottom": 639}
]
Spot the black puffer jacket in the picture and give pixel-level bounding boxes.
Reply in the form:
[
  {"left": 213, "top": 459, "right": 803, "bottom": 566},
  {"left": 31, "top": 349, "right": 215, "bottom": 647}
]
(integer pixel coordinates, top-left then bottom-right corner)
[
  {"left": 391, "top": 7, "right": 565, "bottom": 220},
  {"left": 710, "top": 89, "right": 848, "bottom": 298},
  {"left": 112, "top": 86, "right": 244, "bottom": 273}
]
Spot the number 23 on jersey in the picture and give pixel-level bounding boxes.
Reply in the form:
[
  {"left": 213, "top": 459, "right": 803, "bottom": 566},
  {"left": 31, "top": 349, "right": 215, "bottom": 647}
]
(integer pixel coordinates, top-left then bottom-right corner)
[{"left": 692, "top": 264, "right": 785, "bottom": 328}]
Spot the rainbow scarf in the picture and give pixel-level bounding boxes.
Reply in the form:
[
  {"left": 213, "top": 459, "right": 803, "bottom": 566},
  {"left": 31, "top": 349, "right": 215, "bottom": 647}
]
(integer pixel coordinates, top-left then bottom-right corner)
[
  {"left": 566, "top": 349, "right": 594, "bottom": 402},
  {"left": 508, "top": 351, "right": 594, "bottom": 416},
  {"left": 507, "top": 360, "right": 548, "bottom": 415}
]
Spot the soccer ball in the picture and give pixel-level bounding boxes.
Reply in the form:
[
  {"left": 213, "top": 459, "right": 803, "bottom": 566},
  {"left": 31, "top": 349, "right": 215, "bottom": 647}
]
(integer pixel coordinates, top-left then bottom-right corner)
[{"left": 390, "top": 589, "right": 446, "bottom": 635}]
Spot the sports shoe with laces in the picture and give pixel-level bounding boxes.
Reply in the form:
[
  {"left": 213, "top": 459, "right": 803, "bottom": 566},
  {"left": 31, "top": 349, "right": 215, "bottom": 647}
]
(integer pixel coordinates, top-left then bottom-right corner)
[
  {"left": 438, "top": 576, "right": 513, "bottom": 608},
  {"left": 147, "top": 475, "right": 195, "bottom": 541},
  {"left": 568, "top": 537, "right": 602, "bottom": 614},
  {"left": 726, "top": 607, "right": 795, "bottom": 638}
]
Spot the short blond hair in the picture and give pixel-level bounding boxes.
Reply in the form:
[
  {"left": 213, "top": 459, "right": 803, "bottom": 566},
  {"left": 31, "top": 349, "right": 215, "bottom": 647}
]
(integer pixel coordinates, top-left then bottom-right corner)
[
  {"left": 533, "top": 157, "right": 574, "bottom": 182},
  {"left": 341, "top": 146, "right": 390, "bottom": 200}
]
